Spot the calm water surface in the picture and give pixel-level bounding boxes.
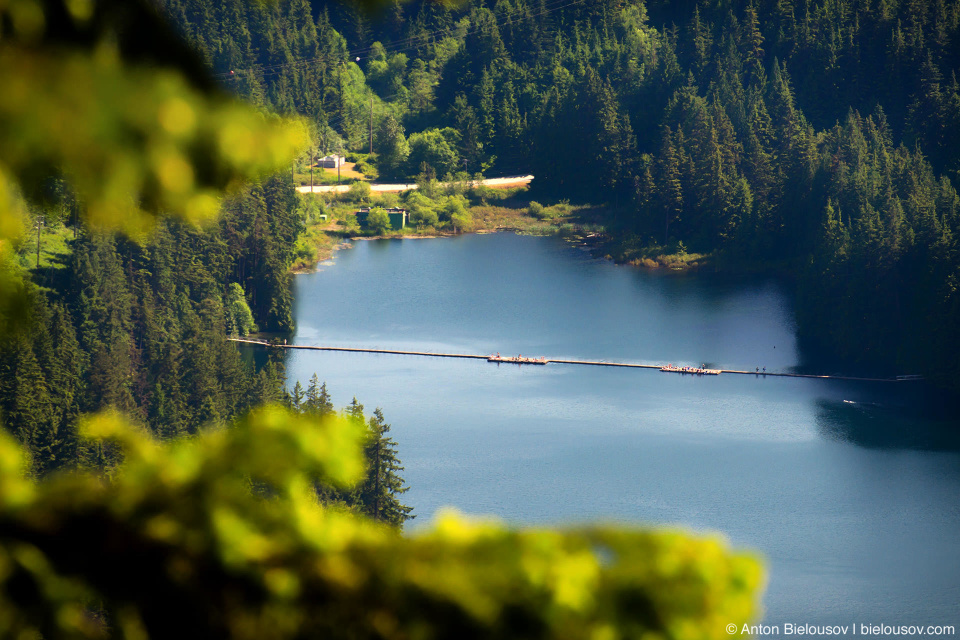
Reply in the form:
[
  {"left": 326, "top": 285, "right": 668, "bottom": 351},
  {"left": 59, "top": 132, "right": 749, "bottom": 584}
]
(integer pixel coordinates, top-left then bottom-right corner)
[{"left": 285, "top": 233, "right": 960, "bottom": 630}]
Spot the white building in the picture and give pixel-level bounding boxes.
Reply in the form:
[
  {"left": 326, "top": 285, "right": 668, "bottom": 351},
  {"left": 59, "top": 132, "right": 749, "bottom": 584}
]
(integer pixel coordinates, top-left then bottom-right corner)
[{"left": 317, "top": 155, "right": 345, "bottom": 168}]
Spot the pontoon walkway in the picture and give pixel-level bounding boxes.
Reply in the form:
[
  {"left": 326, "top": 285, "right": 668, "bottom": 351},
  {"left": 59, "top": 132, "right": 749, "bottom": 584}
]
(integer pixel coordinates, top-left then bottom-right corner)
[{"left": 228, "top": 339, "right": 920, "bottom": 383}]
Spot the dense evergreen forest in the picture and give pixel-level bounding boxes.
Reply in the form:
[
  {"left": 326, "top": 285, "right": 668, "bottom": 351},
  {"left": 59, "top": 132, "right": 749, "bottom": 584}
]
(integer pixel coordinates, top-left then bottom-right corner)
[
  {"left": 158, "top": 0, "right": 960, "bottom": 384},
  {"left": 0, "top": 1, "right": 764, "bottom": 635},
  {"left": 4, "top": 174, "right": 412, "bottom": 523},
  {"left": 1, "top": 175, "right": 300, "bottom": 474}
]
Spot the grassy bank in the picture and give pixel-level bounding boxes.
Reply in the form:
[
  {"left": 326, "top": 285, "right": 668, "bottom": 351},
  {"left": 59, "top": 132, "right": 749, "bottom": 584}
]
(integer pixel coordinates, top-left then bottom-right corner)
[
  {"left": 17, "top": 224, "right": 74, "bottom": 271},
  {"left": 290, "top": 183, "right": 589, "bottom": 272},
  {"left": 290, "top": 187, "right": 733, "bottom": 275},
  {"left": 603, "top": 236, "right": 712, "bottom": 270}
]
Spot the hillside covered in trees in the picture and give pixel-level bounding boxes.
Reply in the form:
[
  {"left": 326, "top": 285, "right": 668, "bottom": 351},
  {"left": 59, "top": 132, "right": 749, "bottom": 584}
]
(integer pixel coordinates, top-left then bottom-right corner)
[
  {"left": 0, "top": 0, "right": 773, "bottom": 636},
  {"left": 6, "top": 178, "right": 414, "bottom": 526},
  {"left": 1, "top": 175, "right": 302, "bottom": 475},
  {"left": 158, "top": 0, "right": 960, "bottom": 384}
]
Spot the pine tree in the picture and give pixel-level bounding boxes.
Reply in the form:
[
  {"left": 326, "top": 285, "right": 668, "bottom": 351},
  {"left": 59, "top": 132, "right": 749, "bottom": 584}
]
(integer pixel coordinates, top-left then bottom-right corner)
[
  {"left": 357, "top": 408, "right": 413, "bottom": 526},
  {"left": 741, "top": 2, "right": 766, "bottom": 88},
  {"left": 290, "top": 381, "right": 305, "bottom": 411},
  {"left": 658, "top": 125, "right": 684, "bottom": 243}
]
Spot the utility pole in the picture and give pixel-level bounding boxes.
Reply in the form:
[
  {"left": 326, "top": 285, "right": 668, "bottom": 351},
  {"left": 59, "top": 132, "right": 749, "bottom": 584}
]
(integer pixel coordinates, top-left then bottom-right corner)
[
  {"left": 338, "top": 141, "right": 342, "bottom": 185},
  {"left": 321, "top": 130, "right": 327, "bottom": 184},
  {"left": 369, "top": 95, "right": 374, "bottom": 155},
  {"left": 35, "top": 216, "right": 42, "bottom": 268},
  {"left": 338, "top": 62, "right": 344, "bottom": 125},
  {"left": 310, "top": 149, "right": 314, "bottom": 193}
]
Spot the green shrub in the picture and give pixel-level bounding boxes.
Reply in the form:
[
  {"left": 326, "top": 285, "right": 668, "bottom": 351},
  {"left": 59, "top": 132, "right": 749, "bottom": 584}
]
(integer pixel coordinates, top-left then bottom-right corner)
[
  {"left": 355, "top": 158, "right": 378, "bottom": 181},
  {"left": 450, "top": 209, "right": 474, "bottom": 232},
  {"left": 345, "top": 181, "right": 372, "bottom": 203},
  {"left": 373, "top": 192, "right": 399, "bottom": 209},
  {"left": 226, "top": 282, "right": 258, "bottom": 336},
  {"left": 296, "top": 194, "right": 326, "bottom": 224},
  {"left": 440, "top": 194, "right": 469, "bottom": 222},
  {"left": 410, "top": 207, "right": 439, "bottom": 229},
  {"left": 366, "top": 207, "right": 391, "bottom": 234},
  {"left": 0, "top": 409, "right": 765, "bottom": 639},
  {"left": 405, "top": 191, "right": 439, "bottom": 230}
]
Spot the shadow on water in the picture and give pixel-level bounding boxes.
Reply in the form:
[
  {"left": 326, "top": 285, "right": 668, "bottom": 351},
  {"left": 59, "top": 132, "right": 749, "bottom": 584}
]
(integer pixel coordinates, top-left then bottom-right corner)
[
  {"left": 815, "top": 386, "right": 960, "bottom": 452},
  {"left": 236, "top": 342, "right": 277, "bottom": 372},
  {"left": 629, "top": 267, "right": 790, "bottom": 310}
]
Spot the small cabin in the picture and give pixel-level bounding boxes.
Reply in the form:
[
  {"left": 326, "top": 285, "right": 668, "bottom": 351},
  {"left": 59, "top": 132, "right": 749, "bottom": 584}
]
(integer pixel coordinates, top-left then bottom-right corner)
[
  {"left": 356, "top": 207, "right": 408, "bottom": 230},
  {"left": 317, "top": 155, "right": 345, "bottom": 168}
]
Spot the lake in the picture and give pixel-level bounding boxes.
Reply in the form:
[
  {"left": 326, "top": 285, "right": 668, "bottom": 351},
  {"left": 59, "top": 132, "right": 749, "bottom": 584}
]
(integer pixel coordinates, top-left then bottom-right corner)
[{"left": 284, "top": 232, "right": 960, "bottom": 631}]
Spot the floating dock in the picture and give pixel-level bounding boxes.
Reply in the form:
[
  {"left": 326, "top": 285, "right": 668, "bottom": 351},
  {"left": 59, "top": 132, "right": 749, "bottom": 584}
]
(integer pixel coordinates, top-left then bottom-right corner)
[
  {"left": 488, "top": 355, "right": 548, "bottom": 365},
  {"left": 660, "top": 365, "right": 721, "bottom": 375},
  {"left": 228, "top": 339, "right": 919, "bottom": 383}
]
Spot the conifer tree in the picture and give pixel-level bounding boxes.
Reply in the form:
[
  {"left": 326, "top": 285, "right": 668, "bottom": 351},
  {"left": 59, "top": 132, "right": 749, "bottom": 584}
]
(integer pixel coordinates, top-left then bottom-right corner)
[
  {"left": 357, "top": 408, "right": 413, "bottom": 526},
  {"left": 304, "top": 374, "right": 335, "bottom": 416}
]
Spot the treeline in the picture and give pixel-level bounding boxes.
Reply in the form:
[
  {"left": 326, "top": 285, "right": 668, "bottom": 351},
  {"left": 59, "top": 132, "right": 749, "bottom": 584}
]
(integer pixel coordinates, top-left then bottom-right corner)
[
  {"left": 289, "top": 376, "right": 413, "bottom": 526},
  {"left": 4, "top": 170, "right": 414, "bottom": 523},
  {"left": 0, "top": 175, "right": 301, "bottom": 474},
  {"left": 157, "top": 0, "right": 960, "bottom": 383}
]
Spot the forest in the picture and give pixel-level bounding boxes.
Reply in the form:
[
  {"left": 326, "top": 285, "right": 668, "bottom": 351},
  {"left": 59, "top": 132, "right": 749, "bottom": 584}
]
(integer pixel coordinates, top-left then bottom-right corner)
[
  {"left": 3, "top": 178, "right": 413, "bottom": 529},
  {"left": 0, "top": 0, "right": 954, "bottom": 635},
  {"left": 2, "top": 176, "right": 294, "bottom": 470},
  {"left": 155, "top": 0, "right": 960, "bottom": 383}
]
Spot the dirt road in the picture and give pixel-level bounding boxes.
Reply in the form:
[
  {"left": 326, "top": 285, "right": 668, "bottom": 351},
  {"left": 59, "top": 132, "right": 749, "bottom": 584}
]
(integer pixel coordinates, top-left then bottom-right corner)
[{"left": 296, "top": 175, "right": 534, "bottom": 195}]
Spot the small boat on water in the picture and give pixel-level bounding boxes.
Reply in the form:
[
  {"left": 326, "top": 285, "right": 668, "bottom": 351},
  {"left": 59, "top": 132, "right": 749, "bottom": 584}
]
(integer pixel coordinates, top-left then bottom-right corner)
[
  {"left": 488, "top": 355, "right": 548, "bottom": 365},
  {"left": 660, "top": 364, "right": 721, "bottom": 375}
]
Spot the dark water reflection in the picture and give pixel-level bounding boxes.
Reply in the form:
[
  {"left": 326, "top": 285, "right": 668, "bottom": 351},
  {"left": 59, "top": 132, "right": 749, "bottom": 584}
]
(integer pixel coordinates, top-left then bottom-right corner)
[
  {"left": 285, "top": 233, "right": 960, "bottom": 631},
  {"left": 817, "top": 392, "right": 960, "bottom": 452}
]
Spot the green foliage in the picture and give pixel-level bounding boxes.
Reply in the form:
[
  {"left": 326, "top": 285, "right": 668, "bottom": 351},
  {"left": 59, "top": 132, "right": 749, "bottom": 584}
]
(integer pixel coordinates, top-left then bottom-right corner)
[
  {"left": 449, "top": 209, "right": 474, "bottom": 233},
  {"left": 407, "top": 128, "right": 461, "bottom": 177},
  {"left": 440, "top": 194, "right": 469, "bottom": 221},
  {"left": 373, "top": 114, "right": 409, "bottom": 179},
  {"left": 410, "top": 206, "right": 439, "bottom": 230},
  {"left": 0, "top": 1, "right": 776, "bottom": 635},
  {"left": 16, "top": 219, "right": 72, "bottom": 271},
  {"left": 0, "top": 180, "right": 309, "bottom": 471},
  {"left": 220, "top": 175, "right": 302, "bottom": 332},
  {"left": 404, "top": 191, "right": 438, "bottom": 229},
  {"left": 365, "top": 207, "right": 391, "bottom": 234},
  {"left": 337, "top": 400, "right": 412, "bottom": 525},
  {"left": 0, "top": 407, "right": 764, "bottom": 639},
  {"left": 226, "top": 283, "right": 258, "bottom": 336},
  {"left": 372, "top": 192, "right": 400, "bottom": 209},
  {"left": 345, "top": 181, "right": 372, "bottom": 203},
  {"left": 0, "top": 1, "right": 308, "bottom": 235},
  {"left": 354, "top": 158, "right": 378, "bottom": 181},
  {"left": 296, "top": 193, "right": 326, "bottom": 225},
  {"left": 402, "top": 190, "right": 477, "bottom": 232},
  {"left": 0, "top": 0, "right": 308, "bottom": 338}
]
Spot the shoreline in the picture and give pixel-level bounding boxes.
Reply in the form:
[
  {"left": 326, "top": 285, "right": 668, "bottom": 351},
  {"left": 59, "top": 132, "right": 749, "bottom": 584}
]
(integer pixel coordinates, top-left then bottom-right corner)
[
  {"left": 290, "top": 227, "right": 540, "bottom": 274},
  {"left": 290, "top": 223, "right": 744, "bottom": 277}
]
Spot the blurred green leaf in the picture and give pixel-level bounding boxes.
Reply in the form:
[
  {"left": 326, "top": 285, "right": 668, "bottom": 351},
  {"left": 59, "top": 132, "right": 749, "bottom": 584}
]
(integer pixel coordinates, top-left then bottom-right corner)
[{"left": 0, "top": 407, "right": 764, "bottom": 639}]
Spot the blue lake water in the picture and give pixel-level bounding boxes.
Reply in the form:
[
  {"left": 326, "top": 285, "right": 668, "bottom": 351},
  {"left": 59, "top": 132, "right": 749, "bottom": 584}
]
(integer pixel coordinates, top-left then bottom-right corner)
[{"left": 284, "top": 232, "right": 960, "bottom": 631}]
